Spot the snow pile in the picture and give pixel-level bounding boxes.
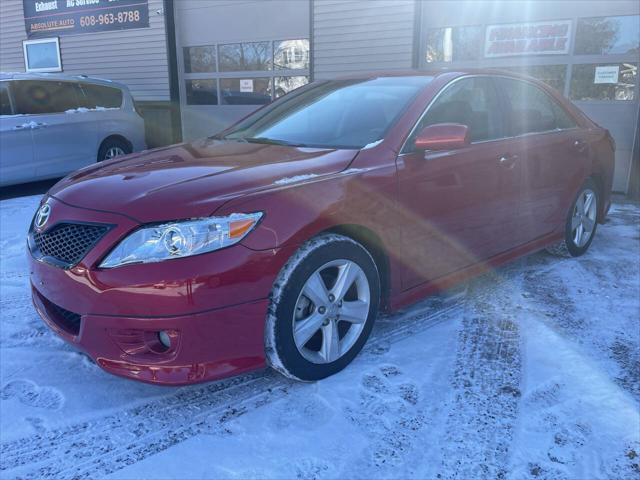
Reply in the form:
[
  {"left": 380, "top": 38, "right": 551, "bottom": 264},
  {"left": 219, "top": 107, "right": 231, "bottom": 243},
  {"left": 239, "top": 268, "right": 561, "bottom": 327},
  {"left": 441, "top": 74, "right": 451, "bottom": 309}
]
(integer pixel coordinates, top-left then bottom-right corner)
[{"left": 65, "top": 106, "right": 119, "bottom": 114}]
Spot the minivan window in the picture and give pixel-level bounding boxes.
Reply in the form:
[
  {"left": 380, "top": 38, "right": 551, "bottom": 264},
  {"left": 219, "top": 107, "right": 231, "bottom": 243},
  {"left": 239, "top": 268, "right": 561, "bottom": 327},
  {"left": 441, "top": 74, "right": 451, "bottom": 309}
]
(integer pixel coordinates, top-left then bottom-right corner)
[
  {"left": 501, "top": 78, "right": 576, "bottom": 135},
  {"left": 12, "top": 80, "right": 81, "bottom": 115},
  {"left": 0, "top": 83, "right": 12, "bottom": 116},
  {"left": 406, "top": 76, "right": 503, "bottom": 151},
  {"left": 79, "top": 83, "right": 123, "bottom": 109},
  {"left": 222, "top": 76, "right": 433, "bottom": 149}
]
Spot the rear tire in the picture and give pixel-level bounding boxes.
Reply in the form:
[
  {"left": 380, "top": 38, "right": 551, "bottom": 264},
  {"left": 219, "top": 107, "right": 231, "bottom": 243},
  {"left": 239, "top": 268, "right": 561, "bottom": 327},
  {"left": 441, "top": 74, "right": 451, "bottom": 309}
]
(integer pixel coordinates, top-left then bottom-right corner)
[
  {"left": 265, "top": 234, "right": 380, "bottom": 381},
  {"left": 546, "top": 178, "right": 599, "bottom": 258},
  {"left": 98, "top": 138, "right": 131, "bottom": 162}
]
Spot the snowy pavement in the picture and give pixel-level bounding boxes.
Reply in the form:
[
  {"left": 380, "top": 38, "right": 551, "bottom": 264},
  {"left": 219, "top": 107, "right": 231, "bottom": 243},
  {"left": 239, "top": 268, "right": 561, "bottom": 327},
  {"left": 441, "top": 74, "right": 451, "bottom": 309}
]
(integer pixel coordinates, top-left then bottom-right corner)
[{"left": 0, "top": 195, "right": 638, "bottom": 480}]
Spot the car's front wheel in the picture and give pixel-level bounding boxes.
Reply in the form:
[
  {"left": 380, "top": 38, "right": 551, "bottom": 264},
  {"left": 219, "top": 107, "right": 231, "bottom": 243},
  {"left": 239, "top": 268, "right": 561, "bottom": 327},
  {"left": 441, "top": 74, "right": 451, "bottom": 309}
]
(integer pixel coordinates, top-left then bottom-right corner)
[
  {"left": 546, "top": 178, "right": 599, "bottom": 257},
  {"left": 266, "top": 234, "right": 380, "bottom": 381}
]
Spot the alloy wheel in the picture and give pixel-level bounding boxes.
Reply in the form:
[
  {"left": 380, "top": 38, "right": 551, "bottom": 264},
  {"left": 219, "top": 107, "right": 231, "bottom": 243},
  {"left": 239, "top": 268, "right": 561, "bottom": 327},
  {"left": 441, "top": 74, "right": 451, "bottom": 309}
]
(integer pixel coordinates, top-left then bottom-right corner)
[
  {"left": 571, "top": 188, "right": 597, "bottom": 248},
  {"left": 105, "top": 146, "right": 126, "bottom": 160},
  {"left": 292, "top": 259, "right": 371, "bottom": 364}
]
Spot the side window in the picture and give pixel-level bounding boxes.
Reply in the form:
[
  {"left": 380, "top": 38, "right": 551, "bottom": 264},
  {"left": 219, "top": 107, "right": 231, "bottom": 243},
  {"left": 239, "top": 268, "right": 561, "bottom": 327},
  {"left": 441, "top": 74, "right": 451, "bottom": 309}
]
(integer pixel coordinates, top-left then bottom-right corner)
[
  {"left": 79, "top": 83, "right": 123, "bottom": 109},
  {"left": 501, "top": 79, "right": 575, "bottom": 135},
  {"left": 549, "top": 100, "right": 577, "bottom": 130},
  {"left": 406, "top": 77, "right": 503, "bottom": 151},
  {"left": 0, "top": 83, "right": 12, "bottom": 116},
  {"left": 12, "top": 80, "right": 82, "bottom": 115}
]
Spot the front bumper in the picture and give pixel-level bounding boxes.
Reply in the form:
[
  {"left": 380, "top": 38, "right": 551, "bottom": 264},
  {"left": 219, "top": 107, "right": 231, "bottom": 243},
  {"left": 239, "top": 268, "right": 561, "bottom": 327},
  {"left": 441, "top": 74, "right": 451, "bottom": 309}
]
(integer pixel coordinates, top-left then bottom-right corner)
[
  {"left": 32, "top": 285, "right": 268, "bottom": 385},
  {"left": 28, "top": 196, "right": 297, "bottom": 385}
]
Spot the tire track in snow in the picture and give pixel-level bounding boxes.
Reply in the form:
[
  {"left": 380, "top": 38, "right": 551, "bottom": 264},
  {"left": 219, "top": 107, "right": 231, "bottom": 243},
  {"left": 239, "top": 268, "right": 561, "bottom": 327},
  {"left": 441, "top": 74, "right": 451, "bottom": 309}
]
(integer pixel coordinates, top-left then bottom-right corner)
[
  {"left": 437, "top": 264, "right": 524, "bottom": 479},
  {"left": 1, "top": 292, "right": 464, "bottom": 479}
]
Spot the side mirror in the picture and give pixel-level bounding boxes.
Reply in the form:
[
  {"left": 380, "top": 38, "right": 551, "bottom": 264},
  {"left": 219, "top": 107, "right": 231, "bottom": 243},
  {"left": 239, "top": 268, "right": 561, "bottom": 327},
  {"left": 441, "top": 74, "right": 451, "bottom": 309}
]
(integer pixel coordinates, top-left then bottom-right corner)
[{"left": 414, "top": 123, "right": 470, "bottom": 151}]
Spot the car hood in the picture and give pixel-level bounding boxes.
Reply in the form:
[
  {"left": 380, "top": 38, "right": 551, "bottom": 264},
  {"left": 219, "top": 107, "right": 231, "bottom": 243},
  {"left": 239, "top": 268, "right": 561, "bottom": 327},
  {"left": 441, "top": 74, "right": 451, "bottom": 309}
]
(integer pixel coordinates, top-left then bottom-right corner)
[{"left": 49, "top": 138, "right": 359, "bottom": 223}]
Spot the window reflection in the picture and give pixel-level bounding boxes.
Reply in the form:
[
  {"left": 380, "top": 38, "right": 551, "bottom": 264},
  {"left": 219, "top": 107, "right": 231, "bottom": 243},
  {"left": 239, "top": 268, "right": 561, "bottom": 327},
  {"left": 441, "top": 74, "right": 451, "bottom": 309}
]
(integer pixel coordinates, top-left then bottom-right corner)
[
  {"left": 183, "top": 46, "right": 216, "bottom": 73},
  {"left": 570, "top": 63, "right": 637, "bottom": 101},
  {"left": 425, "top": 26, "right": 483, "bottom": 62},
  {"left": 220, "top": 78, "right": 271, "bottom": 105},
  {"left": 219, "top": 42, "right": 272, "bottom": 71},
  {"left": 575, "top": 15, "right": 640, "bottom": 55},
  {"left": 274, "top": 76, "right": 309, "bottom": 98},
  {"left": 274, "top": 39, "right": 310, "bottom": 70}
]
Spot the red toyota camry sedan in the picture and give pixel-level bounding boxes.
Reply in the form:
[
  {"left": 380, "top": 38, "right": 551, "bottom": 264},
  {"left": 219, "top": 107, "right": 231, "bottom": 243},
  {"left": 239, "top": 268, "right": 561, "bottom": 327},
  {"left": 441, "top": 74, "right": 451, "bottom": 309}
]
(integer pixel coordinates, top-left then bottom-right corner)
[{"left": 28, "top": 71, "right": 614, "bottom": 385}]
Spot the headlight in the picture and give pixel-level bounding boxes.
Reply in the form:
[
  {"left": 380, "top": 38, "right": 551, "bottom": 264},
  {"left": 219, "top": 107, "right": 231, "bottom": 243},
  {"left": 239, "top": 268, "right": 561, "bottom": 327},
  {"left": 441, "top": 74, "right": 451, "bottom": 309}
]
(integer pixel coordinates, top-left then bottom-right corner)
[{"left": 100, "top": 212, "right": 263, "bottom": 268}]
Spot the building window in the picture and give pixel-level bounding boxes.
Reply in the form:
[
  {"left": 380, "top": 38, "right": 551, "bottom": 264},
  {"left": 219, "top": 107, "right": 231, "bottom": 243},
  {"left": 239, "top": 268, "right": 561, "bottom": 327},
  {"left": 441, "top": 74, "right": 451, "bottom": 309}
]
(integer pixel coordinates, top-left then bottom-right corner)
[
  {"left": 219, "top": 42, "right": 272, "bottom": 71},
  {"left": 425, "top": 26, "right": 483, "bottom": 62},
  {"left": 275, "top": 76, "right": 309, "bottom": 98},
  {"left": 182, "top": 39, "right": 309, "bottom": 106},
  {"left": 184, "top": 46, "right": 216, "bottom": 73},
  {"left": 575, "top": 15, "right": 640, "bottom": 55},
  {"left": 23, "top": 38, "right": 62, "bottom": 73},
  {"left": 501, "top": 65, "right": 567, "bottom": 93},
  {"left": 570, "top": 63, "right": 637, "bottom": 101},
  {"left": 185, "top": 79, "right": 218, "bottom": 105},
  {"left": 220, "top": 78, "right": 272, "bottom": 105},
  {"left": 274, "top": 39, "right": 309, "bottom": 70}
]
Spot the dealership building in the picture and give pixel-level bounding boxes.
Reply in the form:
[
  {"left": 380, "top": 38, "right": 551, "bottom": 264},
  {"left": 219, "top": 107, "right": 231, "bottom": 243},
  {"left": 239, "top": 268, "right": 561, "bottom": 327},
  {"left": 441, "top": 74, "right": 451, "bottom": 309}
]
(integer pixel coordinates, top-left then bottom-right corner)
[{"left": 1, "top": 0, "right": 638, "bottom": 194}]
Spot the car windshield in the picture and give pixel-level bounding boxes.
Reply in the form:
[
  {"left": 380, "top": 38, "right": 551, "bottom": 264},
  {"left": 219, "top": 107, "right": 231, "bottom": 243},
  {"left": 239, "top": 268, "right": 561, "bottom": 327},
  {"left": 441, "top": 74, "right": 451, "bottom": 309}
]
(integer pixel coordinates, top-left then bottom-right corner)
[{"left": 221, "top": 76, "right": 433, "bottom": 149}]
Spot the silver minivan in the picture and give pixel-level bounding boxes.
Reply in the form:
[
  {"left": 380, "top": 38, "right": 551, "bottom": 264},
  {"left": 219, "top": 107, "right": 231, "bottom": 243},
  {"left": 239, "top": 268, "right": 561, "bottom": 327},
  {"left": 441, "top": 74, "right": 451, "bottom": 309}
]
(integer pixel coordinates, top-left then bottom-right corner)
[{"left": 0, "top": 73, "right": 146, "bottom": 187}]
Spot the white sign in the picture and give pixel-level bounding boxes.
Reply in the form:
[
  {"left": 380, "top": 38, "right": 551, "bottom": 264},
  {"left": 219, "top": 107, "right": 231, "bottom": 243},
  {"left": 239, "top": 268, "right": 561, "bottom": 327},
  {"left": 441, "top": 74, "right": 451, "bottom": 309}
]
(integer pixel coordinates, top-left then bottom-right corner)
[
  {"left": 594, "top": 66, "right": 619, "bottom": 84},
  {"left": 485, "top": 20, "right": 571, "bottom": 58},
  {"left": 239, "top": 79, "right": 254, "bottom": 93}
]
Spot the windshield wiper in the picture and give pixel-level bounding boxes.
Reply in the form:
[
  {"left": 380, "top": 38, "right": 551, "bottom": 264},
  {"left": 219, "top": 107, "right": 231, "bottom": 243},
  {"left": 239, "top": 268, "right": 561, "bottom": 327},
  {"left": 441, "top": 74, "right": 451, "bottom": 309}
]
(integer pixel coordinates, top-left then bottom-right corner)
[{"left": 244, "top": 137, "right": 309, "bottom": 147}]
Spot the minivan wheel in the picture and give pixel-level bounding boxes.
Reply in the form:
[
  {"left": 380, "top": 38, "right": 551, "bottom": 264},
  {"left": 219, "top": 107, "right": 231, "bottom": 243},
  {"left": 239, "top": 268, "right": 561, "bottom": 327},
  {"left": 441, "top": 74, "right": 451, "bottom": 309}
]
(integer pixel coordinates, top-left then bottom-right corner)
[
  {"left": 266, "top": 234, "right": 380, "bottom": 381},
  {"left": 98, "top": 138, "right": 131, "bottom": 162},
  {"left": 546, "top": 178, "right": 599, "bottom": 258}
]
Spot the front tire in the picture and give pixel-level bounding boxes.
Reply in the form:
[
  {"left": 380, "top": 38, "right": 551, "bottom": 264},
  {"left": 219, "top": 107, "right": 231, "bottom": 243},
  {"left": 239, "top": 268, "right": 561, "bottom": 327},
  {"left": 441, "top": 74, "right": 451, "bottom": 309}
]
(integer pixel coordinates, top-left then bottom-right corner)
[
  {"left": 265, "top": 234, "right": 380, "bottom": 381},
  {"left": 98, "top": 138, "right": 131, "bottom": 162},
  {"left": 546, "top": 178, "right": 599, "bottom": 257}
]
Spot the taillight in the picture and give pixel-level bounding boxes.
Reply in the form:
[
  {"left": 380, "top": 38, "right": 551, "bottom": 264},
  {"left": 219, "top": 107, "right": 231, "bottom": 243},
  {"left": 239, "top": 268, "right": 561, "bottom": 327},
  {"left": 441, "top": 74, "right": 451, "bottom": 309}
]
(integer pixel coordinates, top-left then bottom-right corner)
[
  {"left": 605, "top": 130, "right": 616, "bottom": 152},
  {"left": 133, "top": 101, "right": 144, "bottom": 118}
]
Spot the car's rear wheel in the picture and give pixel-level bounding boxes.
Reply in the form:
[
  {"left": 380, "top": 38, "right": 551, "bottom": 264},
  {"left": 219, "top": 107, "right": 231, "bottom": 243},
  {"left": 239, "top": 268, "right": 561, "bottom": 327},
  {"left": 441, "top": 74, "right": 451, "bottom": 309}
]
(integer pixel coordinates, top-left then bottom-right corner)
[
  {"left": 265, "top": 234, "right": 380, "bottom": 381},
  {"left": 546, "top": 178, "right": 599, "bottom": 257},
  {"left": 98, "top": 138, "right": 131, "bottom": 162}
]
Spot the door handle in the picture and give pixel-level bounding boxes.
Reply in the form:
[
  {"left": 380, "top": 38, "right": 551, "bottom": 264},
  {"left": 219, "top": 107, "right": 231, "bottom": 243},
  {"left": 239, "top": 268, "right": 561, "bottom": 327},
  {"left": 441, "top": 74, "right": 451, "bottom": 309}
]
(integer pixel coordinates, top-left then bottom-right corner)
[
  {"left": 13, "top": 124, "right": 28, "bottom": 130},
  {"left": 498, "top": 154, "right": 518, "bottom": 168},
  {"left": 573, "top": 139, "right": 587, "bottom": 152},
  {"left": 31, "top": 122, "right": 48, "bottom": 129}
]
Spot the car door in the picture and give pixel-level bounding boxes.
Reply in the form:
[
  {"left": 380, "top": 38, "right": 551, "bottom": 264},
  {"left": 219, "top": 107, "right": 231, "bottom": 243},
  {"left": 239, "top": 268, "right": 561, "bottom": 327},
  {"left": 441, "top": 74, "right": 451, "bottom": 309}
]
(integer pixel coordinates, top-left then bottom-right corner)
[
  {"left": 497, "top": 77, "right": 588, "bottom": 244},
  {"left": 396, "top": 76, "right": 522, "bottom": 290},
  {"left": 0, "top": 81, "right": 36, "bottom": 187},
  {"left": 11, "top": 80, "right": 97, "bottom": 179}
]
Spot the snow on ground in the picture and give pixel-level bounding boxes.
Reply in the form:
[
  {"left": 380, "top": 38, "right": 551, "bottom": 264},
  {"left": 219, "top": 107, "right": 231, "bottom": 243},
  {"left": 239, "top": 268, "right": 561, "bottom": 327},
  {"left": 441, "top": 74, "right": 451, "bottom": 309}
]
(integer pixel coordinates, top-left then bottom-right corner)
[{"left": 0, "top": 195, "right": 638, "bottom": 480}]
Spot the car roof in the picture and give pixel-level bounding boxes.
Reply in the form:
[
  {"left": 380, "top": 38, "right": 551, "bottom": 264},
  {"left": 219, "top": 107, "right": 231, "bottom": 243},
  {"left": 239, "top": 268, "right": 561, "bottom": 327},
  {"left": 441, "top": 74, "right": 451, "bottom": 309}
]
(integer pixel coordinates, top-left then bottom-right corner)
[
  {"left": 332, "top": 68, "right": 540, "bottom": 82},
  {"left": 0, "top": 72, "right": 127, "bottom": 89}
]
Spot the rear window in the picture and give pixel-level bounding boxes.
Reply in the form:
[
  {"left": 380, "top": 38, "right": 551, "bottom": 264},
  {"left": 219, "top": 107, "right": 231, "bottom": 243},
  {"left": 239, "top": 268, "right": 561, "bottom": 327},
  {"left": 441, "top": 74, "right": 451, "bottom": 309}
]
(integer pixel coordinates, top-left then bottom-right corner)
[
  {"left": 500, "top": 78, "right": 576, "bottom": 136},
  {"left": 0, "top": 83, "right": 12, "bottom": 116},
  {"left": 79, "top": 83, "right": 123, "bottom": 109},
  {"left": 11, "top": 80, "right": 82, "bottom": 115}
]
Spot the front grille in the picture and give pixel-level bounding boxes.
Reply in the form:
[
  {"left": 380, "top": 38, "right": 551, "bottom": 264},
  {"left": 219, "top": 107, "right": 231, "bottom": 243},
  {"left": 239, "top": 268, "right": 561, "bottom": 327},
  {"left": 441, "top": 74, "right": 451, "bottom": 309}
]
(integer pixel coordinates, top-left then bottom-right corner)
[{"left": 31, "top": 222, "right": 110, "bottom": 268}]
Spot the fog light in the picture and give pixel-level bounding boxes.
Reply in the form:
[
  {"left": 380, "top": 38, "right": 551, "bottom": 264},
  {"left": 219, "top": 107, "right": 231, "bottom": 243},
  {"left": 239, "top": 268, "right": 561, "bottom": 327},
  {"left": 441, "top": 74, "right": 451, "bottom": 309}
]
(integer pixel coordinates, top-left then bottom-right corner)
[{"left": 158, "top": 330, "right": 171, "bottom": 349}]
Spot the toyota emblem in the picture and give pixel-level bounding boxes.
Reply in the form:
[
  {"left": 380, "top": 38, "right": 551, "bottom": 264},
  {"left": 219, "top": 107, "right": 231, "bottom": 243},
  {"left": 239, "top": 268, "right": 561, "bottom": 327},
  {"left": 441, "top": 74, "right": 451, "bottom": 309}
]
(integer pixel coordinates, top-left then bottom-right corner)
[{"left": 35, "top": 203, "right": 51, "bottom": 230}]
